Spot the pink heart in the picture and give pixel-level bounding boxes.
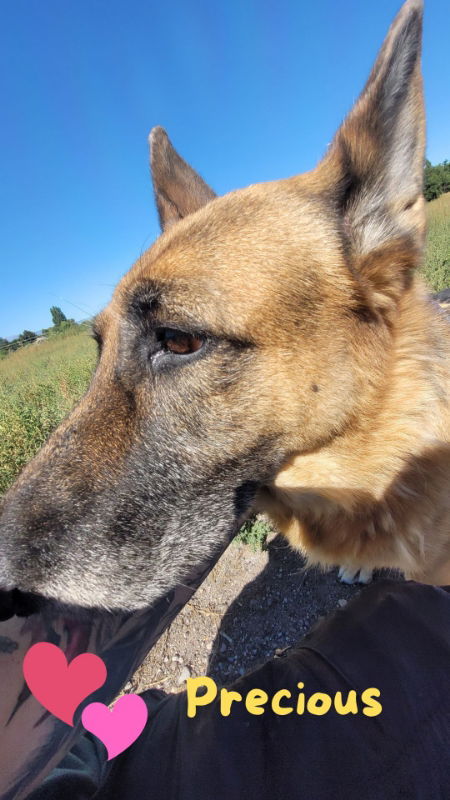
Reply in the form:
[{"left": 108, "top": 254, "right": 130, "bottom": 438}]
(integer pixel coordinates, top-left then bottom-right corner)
[
  {"left": 23, "top": 642, "right": 107, "bottom": 726},
  {"left": 81, "top": 695, "right": 149, "bottom": 760}
]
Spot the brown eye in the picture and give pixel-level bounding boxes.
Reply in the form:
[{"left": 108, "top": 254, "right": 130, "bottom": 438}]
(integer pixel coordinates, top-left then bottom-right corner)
[{"left": 159, "top": 329, "right": 205, "bottom": 355}]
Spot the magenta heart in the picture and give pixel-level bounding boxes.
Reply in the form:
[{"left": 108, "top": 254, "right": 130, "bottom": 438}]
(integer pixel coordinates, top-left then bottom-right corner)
[{"left": 81, "top": 694, "right": 148, "bottom": 760}]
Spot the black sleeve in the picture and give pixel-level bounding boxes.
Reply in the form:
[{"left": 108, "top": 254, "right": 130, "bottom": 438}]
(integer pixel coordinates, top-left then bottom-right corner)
[{"left": 32, "top": 580, "right": 450, "bottom": 800}]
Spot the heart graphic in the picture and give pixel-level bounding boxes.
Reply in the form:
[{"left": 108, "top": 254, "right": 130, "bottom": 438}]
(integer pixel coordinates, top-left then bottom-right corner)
[
  {"left": 81, "top": 695, "right": 149, "bottom": 760},
  {"left": 23, "top": 642, "right": 107, "bottom": 726}
]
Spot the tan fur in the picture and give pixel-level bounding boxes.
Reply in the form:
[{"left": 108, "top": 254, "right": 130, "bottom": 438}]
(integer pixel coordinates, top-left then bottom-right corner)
[
  {"left": 99, "top": 0, "right": 450, "bottom": 586},
  {"left": 4, "top": 0, "right": 448, "bottom": 607},
  {"left": 109, "top": 178, "right": 450, "bottom": 584},
  {"left": 259, "top": 284, "right": 450, "bottom": 583}
]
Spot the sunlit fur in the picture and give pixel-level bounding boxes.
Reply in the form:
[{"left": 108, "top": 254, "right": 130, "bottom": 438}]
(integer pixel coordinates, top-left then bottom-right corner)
[{"left": 1, "top": 0, "right": 449, "bottom": 610}]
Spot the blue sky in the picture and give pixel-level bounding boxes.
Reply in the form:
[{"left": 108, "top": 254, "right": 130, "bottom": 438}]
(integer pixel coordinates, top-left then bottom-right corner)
[{"left": 1, "top": 0, "right": 448, "bottom": 338}]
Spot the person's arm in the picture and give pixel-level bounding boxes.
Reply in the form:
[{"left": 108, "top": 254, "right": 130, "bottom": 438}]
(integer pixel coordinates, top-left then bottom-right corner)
[{"left": 30, "top": 580, "right": 450, "bottom": 800}]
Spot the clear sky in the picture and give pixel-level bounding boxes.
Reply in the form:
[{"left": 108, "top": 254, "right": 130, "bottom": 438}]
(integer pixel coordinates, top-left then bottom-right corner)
[{"left": 1, "top": 0, "right": 448, "bottom": 338}]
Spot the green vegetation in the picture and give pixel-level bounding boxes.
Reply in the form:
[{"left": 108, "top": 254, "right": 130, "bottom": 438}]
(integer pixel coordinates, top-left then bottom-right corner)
[
  {"left": 0, "top": 331, "right": 96, "bottom": 494},
  {"left": 424, "top": 159, "right": 450, "bottom": 202},
  {"left": 50, "top": 306, "right": 67, "bottom": 327},
  {"left": 0, "top": 329, "right": 38, "bottom": 357},
  {"left": 0, "top": 305, "right": 84, "bottom": 360},
  {"left": 235, "top": 517, "right": 272, "bottom": 551},
  {"left": 422, "top": 192, "right": 450, "bottom": 291}
]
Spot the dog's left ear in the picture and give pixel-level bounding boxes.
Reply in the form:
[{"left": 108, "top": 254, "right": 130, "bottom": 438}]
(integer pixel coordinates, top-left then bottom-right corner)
[
  {"left": 149, "top": 127, "right": 216, "bottom": 232},
  {"left": 318, "top": 0, "right": 425, "bottom": 313}
]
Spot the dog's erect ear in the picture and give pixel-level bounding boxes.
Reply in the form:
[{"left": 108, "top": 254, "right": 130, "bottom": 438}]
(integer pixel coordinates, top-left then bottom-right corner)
[
  {"left": 318, "top": 0, "right": 425, "bottom": 311},
  {"left": 149, "top": 127, "right": 216, "bottom": 232}
]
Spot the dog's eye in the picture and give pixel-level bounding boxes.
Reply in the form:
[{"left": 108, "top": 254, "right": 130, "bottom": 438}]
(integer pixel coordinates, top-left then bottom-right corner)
[{"left": 157, "top": 328, "right": 205, "bottom": 356}]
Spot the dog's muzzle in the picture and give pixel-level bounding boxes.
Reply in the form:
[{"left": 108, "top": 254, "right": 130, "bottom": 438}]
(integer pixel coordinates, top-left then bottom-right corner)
[{"left": 0, "top": 535, "right": 233, "bottom": 800}]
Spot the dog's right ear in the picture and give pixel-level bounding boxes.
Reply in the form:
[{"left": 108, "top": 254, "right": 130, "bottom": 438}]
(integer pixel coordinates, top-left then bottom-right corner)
[
  {"left": 149, "top": 127, "right": 216, "bottom": 232},
  {"left": 315, "top": 0, "right": 426, "bottom": 315}
]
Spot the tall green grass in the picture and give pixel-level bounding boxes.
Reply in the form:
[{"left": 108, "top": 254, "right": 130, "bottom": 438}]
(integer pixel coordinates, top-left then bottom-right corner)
[
  {"left": 0, "top": 332, "right": 96, "bottom": 494},
  {"left": 422, "top": 192, "right": 450, "bottom": 290}
]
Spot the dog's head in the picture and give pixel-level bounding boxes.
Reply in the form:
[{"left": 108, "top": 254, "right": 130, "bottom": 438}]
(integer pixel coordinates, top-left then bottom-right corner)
[{"left": 0, "top": 0, "right": 426, "bottom": 609}]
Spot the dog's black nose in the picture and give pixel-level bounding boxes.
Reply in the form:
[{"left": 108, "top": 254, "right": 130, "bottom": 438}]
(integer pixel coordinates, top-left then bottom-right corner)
[{"left": 0, "top": 588, "right": 44, "bottom": 620}]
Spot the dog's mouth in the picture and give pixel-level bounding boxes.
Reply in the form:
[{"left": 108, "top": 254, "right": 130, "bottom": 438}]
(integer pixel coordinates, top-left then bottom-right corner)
[
  {"left": 0, "top": 587, "right": 45, "bottom": 620},
  {"left": 0, "top": 587, "right": 182, "bottom": 796},
  {"left": 0, "top": 533, "right": 233, "bottom": 797}
]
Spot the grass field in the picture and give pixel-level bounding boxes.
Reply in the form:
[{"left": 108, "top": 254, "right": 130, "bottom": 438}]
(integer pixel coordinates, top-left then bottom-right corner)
[
  {"left": 423, "top": 192, "right": 450, "bottom": 290},
  {"left": 1, "top": 193, "right": 449, "bottom": 505},
  {"left": 0, "top": 332, "right": 96, "bottom": 494}
]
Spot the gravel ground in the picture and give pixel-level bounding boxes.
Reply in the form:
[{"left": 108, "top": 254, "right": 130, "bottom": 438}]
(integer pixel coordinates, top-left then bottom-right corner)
[{"left": 127, "top": 534, "right": 389, "bottom": 694}]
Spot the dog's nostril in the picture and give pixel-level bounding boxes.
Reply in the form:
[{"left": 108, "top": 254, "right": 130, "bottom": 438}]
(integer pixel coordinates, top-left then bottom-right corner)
[{"left": 0, "top": 588, "right": 42, "bottom": 621}]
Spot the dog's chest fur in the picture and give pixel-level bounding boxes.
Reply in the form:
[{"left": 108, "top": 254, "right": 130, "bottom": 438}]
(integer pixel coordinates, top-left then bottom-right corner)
[{"left": 263, "top": 285, "right": 450, "bottom": 581}]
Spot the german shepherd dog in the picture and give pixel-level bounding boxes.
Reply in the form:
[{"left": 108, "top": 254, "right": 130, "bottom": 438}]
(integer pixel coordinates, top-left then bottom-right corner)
[{"left": 1, "top": 0, "right": 449, "bottom": 611}]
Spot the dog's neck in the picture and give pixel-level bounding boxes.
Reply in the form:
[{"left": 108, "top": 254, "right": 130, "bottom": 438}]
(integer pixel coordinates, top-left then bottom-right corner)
[
  {"left": 276, "top": 280, "right": 449, "bottom": 491},
  {"left": 262, "top": 278, "right": 450, "bottom": 577}
]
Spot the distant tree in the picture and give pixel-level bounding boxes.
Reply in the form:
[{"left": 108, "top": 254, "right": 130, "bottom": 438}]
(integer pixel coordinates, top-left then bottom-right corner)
[
  {"left": 17, "top": 330, "right": 37, "bottom": 345},
  {"left": 50, "top": 306, "right": 67, "bottom": 327},
  {"left": 424, "top": 159, "right": 450, "bottom": 201},
  {"left": 61, "top": 320, "right": 76, "bottom": 332},
  {"left": 0, "top": 336, "right": 9, "bottom": 358}
]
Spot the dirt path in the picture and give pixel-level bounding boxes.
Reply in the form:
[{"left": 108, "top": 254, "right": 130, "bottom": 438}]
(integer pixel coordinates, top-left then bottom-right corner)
[{"left": 129, "top": 535, "right": 375, "bottom": 694}]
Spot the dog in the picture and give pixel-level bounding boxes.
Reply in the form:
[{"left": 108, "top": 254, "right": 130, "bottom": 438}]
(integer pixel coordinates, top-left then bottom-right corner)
[{"left": 1, "top": 0, "right": 449, "bottom": 611}]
